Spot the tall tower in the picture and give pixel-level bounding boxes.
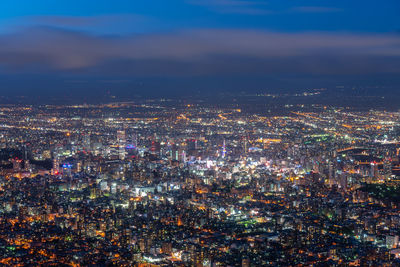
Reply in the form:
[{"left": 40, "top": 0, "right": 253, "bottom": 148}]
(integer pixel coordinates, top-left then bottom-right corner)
[
  {"left": 23, "top": 144, "right": 30, "bottom": 171},
  {"left": 117, "top": 130, "right": 126, "bottom": 160},
  {"left": 221, "top": 139, "right": 227, "bottom": 158},
  {"left": 52, "top": 157, "right": 60, "bottom": 175}
]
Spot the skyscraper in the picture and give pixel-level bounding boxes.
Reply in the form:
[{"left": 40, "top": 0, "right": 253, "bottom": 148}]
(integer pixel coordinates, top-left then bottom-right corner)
[
  {"left": 83, "top": 134, "right": 91, "bottom": 152},
  {"left": 117, "top": 130, "right": 126, "bottom": 160},
  {"left": 221, "top": 139, "right": 226, "bottom": 158}
]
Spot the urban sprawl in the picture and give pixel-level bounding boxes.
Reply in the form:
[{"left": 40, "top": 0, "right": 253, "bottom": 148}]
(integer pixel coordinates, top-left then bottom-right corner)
[{"left": 0, "top": 100, "right": 400, "bottom": 266}]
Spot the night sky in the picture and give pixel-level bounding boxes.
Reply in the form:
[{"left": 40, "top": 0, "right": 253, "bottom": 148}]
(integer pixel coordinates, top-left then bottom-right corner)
[{"left": 0, "top": 0, "right": 399, "bottom": 100}]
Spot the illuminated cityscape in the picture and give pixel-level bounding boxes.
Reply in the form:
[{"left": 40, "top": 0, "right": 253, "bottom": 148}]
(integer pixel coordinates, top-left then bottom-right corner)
[
  {"left": 0, "top": 97, "right": 399, "bottom": 265},
  {"left": 0, "top": 0, "right": 400, "bottom": 266}
]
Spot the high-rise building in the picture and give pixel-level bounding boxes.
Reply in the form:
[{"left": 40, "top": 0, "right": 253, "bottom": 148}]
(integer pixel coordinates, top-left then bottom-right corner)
[
  {"left": 83, "top": 134, "right": 91, "bottom": 152},
  {"left": 11, "top": 158, "right": 22, "bottom": 172},
  {"left": 386, "top": 235, "right": 399, "bottom": 249},
  {"left": 242, "top": 257, "right": 250, "bottom": 267},
  {"left": 150, "top": 140, "right": 161, "bottom": 155},
  {"left": 24, "top": 160, "right": 30, "bottom": 172},
  {"left": 117, "top": 130, "right": 126, "bottom": 160},
  {"left": 52, "top": 157, "right": 60, "bottom": 175},
  {"left": 221, "top": 139, "right": 226, "bottom": 158}
]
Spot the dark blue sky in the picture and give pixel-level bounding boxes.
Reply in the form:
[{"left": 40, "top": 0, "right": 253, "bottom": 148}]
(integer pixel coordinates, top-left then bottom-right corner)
[
  {"left": 0, "top": 0, "right": 399, "bottom": 99},
  {"left": 1, "top": 0, "right": 399, "bottom": 33}
]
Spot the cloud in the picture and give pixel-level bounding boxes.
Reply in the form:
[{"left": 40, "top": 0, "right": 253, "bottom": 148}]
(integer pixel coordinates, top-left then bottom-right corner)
[
  {"left": 0, "top": 27, "right": 399, "bottom": 76},
  {"left": 187, "top": 0, "right": 267, "bottom": 7},
  {"left": 30, "top": 14, "right": 151, "bottom": 27},
  {"left": 31, "top": 15, "right": 108, "bottom": 27},
  {"left": 186, "top": 0, "right": 270, "bottom": 15},
  {"left": 187, "top": 1, "right": 341, "bottom": 15},
  {"left": 0, "top": 14, "right": 157, "bottom": 36},
  {"left": 291, "top": 6, "right": 342, "bottom": 13}
]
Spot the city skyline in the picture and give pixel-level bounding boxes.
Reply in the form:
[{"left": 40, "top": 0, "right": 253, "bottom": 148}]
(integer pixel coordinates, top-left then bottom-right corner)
[
  {"left": 1, "top": 2, "right": 400, "bottom": 266},
  {"left": 0, "top": 100, "right": 400, "bottom": 265}
]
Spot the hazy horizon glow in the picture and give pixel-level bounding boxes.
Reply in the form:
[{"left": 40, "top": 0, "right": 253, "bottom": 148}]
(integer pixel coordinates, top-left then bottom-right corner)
[{"left": 0, "top": 0, "right": 399, "bottom": 96}]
